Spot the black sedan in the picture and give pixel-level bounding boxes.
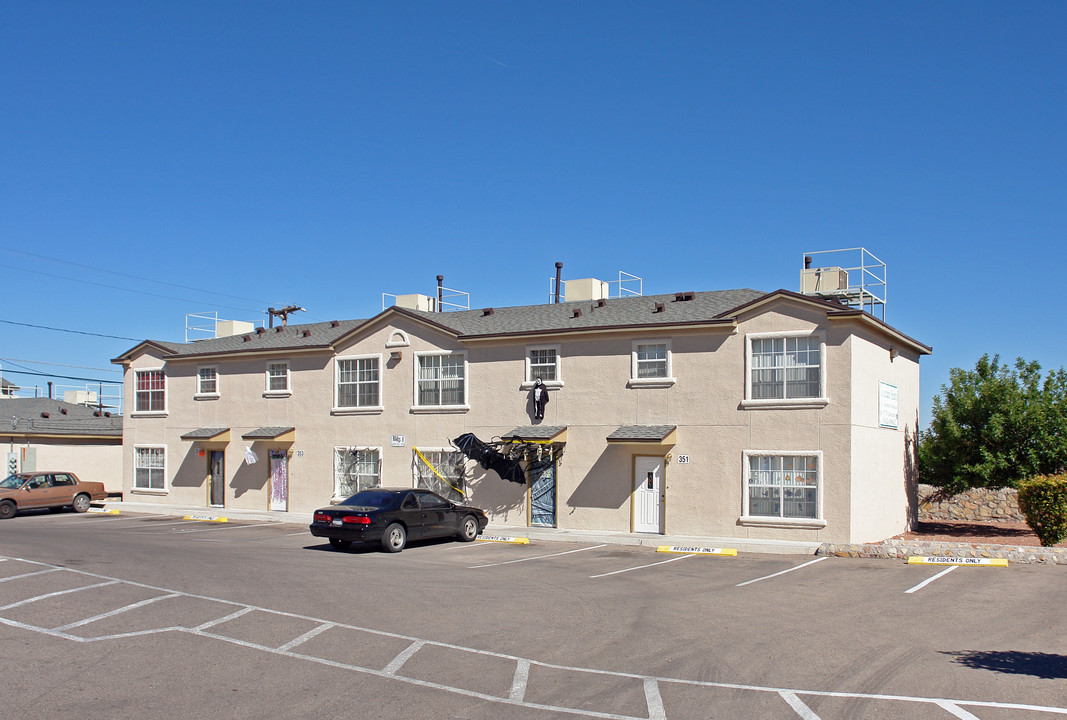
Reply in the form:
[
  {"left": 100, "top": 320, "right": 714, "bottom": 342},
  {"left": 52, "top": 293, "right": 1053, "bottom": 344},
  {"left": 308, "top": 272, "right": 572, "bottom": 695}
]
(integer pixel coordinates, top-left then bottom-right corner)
[{"left": 309, "top": 487, "right": 488, "bottom": 552}]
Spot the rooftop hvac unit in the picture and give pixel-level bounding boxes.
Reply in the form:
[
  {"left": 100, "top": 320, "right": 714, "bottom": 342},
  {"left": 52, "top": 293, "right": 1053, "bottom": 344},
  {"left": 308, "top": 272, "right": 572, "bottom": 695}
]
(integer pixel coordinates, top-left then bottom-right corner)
[
  {"left": 802, "top": 267, "right": 849, "bottom": 294},
  {"left": 563, "top": 278, "right": 610, "bottom": 302},
  {"left": 394, "top": 294, "right": 437, "bottom": 311}
]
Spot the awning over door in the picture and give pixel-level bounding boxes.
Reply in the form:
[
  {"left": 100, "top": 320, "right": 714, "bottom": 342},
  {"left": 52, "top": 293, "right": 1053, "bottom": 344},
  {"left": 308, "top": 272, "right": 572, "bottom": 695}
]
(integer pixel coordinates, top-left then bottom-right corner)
[
  {"left": 180, "top": 428, "right": 231, "bottom": 442},
  {"left": 241, "top": 427, "right": 296, "bottom": 443},
  {"left": 503, "top": 426, "right": 568, "bottom": 443},
  {"left": 606, "top": 425, "right": 677, "bottom": 446}
]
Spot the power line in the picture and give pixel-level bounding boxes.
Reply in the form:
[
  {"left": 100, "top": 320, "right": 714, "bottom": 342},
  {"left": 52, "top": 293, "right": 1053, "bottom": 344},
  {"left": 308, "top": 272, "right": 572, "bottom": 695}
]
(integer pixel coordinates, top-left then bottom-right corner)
[
  {"left": 0, "top": 368, "right": 122, "bottom": 385},
  {"left": 0, "top": 319, "right": 141, "bottom": 342},
  {"left": 0, "top": 356, "right": 121, "bottom": 373}
]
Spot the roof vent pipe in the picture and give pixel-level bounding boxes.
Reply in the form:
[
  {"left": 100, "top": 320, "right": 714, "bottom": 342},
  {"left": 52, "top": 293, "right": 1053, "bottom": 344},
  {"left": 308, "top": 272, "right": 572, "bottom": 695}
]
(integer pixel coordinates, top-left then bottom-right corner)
[
  {"left": 437, "top": 275, "right": 444, "bottom": 312},
  {"left": 804, "top": 255, "right": 812, "bottom": 270},
  {"left": 554, "top": 262, "right": 563, "bottom": 303},
  {"left": 48, "top": 381, "right": 53, "bottom": 399}
]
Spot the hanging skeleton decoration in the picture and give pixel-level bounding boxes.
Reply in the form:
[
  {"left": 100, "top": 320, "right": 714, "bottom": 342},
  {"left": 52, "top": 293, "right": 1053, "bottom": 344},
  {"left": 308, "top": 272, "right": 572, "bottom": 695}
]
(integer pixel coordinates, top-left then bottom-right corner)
[{"left": 531, "top": 377, "right": 550, "bottom": 419}]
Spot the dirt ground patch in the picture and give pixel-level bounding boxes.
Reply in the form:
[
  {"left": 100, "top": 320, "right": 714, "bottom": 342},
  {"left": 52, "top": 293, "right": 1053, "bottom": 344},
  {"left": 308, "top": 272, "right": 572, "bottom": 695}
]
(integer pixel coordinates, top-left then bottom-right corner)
[{"left": 893, "top": 520, "right": 1067, "bottom": 548}]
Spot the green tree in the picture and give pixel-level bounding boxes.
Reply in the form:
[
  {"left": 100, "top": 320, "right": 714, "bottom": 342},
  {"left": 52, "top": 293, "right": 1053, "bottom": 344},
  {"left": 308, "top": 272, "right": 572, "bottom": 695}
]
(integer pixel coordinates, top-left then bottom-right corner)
[{"left": 919, "top": 355, "right": 1067, "bottom": 494}]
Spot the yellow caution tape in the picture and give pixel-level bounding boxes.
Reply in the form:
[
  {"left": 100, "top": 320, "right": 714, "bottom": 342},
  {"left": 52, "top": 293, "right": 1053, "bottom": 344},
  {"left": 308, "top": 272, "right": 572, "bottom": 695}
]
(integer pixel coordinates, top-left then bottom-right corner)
[{"left": 414, "top": 447, "right": 465, "bottom": 497}]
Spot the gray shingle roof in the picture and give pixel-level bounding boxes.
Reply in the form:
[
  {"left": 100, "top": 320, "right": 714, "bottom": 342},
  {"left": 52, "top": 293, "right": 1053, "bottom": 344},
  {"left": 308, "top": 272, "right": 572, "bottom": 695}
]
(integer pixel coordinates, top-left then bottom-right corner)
[
  {"left": 504, "top": 426, "right": 567, "bottom": 441},
  {"left": 121, "top": 319, "right": 367, "bottom": 360},
  {"left": 0, "top": 398, "right": 122, "bottom": 438},
  {"left": 179, "top": 428, "right": 230, "bottom": 440},
  {"left": 242, "top": 427, "right": 296, "bottom": 440},
  {"left": 606, "top": 425, "right": 677, "bottom": 442}
]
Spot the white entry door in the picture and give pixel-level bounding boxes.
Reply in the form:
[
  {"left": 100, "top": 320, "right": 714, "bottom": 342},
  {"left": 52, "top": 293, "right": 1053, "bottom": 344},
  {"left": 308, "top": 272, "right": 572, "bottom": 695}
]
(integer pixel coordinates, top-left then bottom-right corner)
[{"left": 633, "top": 456, "right": 664, "bottom": 534}]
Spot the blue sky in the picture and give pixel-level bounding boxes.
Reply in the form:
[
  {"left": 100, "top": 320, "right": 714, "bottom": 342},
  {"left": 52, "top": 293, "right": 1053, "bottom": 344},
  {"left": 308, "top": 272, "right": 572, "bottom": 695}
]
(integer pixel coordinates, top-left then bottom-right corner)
[{"left": 1, "top": 2, "right": 1064, "bottom": 426}]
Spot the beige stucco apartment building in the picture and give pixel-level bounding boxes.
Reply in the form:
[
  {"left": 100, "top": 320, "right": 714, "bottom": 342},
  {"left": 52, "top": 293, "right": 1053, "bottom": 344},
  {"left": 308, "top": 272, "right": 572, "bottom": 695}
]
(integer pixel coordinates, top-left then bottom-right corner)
[{"left": 112, "top": 286, "right": 930, "bottom": 545}]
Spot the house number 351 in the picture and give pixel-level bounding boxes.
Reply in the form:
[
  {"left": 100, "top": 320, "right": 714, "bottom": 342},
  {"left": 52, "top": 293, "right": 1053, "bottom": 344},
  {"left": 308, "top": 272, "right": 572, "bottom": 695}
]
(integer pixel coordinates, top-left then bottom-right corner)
[{"left": 676, "top": 455, "right": 690, "bottom": 464}]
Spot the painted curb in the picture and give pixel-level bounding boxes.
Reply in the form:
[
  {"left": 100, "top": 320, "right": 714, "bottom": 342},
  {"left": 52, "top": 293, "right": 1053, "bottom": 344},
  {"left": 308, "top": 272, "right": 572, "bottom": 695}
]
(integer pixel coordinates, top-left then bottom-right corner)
[
  {"left": 183, "top": 514, "right": 228, "bottom": 523},
  {"left": 87, "top": 508, "right": 120, "bottom": 515},
  {"left": 907, "top": 556, "right": 1008, "bottom": 567},
  {"left": 476, "top": 535, "right": 530, "bottom": 544},
  {"left": 657, "top": 545, "right": 738, "bottom": 556}
]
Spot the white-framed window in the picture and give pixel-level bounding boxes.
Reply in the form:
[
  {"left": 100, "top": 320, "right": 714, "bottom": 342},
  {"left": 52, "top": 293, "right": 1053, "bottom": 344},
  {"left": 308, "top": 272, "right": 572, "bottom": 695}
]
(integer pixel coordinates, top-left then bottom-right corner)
[
  {"left": 413, "top": 447, "right": 466, "bottom": 502},
  {"left": 265, "top": 361, "right": 291, "bottom": 396},
  {"left": 334, "top": 446, "right": 381, "bottom": 498},
  {"left": 629, "top": 340, "right": 674, "bottom": 387},
  {"left": 196, "top": 366, "right": 219, "bottom": 398},
  {"left": 134, "top": 369, "right": 166, "bottom": 414},
  {"left": 134, "top": 446, "right": 166, "bottom": 491},
  {"left": 414, "top": 352, "right": 468, "bottom": 411},
  {"left": 335, "top": 355, "right": 382, "bottom": 412},
  {"left": 523, "top": 344, "right": 563, "bottom": 388},
  {"left": 743, "top": 331, "right": 827, "bottom": 407},
  {"left": 741, "top": 450, "right": 825, "bottom": 528}
]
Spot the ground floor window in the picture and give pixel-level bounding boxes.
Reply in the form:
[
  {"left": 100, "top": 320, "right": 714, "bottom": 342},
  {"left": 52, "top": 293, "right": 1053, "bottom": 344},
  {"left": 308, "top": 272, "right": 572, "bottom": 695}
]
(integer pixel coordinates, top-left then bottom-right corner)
[
  {"left": 413, "top": 448, "right": 466, "bottom": 502},
  {"left": 134, "top": 447, "right": 166, "bottom": 490},
  {"left": 334, "top": 447, "right": 380, "bottom": 498},
  {"left": 745, "top": 452, "right": 820, "bottom": 520}
]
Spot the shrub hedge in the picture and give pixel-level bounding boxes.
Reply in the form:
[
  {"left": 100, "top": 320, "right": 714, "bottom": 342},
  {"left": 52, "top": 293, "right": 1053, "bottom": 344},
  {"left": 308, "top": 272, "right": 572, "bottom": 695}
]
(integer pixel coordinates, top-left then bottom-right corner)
[{"left": 1017, "top": 474, "right": 1067, "bottom": 547}]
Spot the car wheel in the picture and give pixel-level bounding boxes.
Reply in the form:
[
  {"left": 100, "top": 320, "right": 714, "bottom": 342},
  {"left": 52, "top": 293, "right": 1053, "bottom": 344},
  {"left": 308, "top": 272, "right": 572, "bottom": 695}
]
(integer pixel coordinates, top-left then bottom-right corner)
[
  {"left": 457, "top": 515, "right": 479, "bottom": 542},
  {"left": 381, "top": 523, "right": 406, "bottom": 553},
  {"left": 0, "top": 500, "right": 15, "bottom": 520},
  {"left": 71, "top": 494, "right": 91, "bottom": 513},
  {"left": 328, "top": 538, "right": 351, "bottom": 550}
]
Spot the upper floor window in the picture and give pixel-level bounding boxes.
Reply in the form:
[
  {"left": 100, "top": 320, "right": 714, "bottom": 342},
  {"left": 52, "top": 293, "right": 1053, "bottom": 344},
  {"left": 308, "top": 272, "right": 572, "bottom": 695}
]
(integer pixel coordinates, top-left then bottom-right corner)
[
  {"left": 134, "top": 369, "right": 166, "bottom": 413},
  {"left": 744, "top": 332, "right": 827, "bottom": 407},
  {"left": 415, "top": 353, "right": 467, "bottom": 410},
  {"left": 336, "top": 356, "right": 381, "bottom": 411},
  {"left": 629, "top": 340, "right": 674, "bottom": 387},
  {"left": 196, "top": 366, "right": 219, "bottom": 397},
  {"left": 524, "top": 345, "right": 562, "bottom": 388},
  {"left": 265, "top": 361, "right": 290, "bottom": 395}
]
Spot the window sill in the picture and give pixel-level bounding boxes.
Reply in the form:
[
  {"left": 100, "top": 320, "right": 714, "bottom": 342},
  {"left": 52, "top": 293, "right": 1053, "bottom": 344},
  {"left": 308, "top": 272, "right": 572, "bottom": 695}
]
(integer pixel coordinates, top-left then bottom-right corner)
[
  {"left": 331, "top": 406, "right": 384, "bottom": 416},
  {"left": 741, "top": 398, "right": 828, "bottom": 410},
  {"left": 194, "top": 393, "right": 220, "bottom": 401},
  {"left": 263, "top": 391, "right": 292, "bottom": 398},
  {"left": 410, "top": 405, "right": 470, "bottom": 414},
  {"left": 628, "top": 378, "right": 676, "bottom": 389},
  {"left": 131, "top": 488, "right": 169, "bottom": 496},
  {"left": 130, "top": 411, "right": 168, "bottom": 418},
  {"left": 739, "top": 516, "right": 827, "bottom": 530},
  {"left": 520, "top": 380, "right": 564, "bottom": 390}
]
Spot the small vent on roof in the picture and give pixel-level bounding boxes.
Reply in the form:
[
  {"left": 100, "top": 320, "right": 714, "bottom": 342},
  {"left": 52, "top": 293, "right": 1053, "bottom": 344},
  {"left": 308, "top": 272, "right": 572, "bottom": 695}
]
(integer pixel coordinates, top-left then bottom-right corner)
[
  {"left": 256, "top": 327, "right": 266, "bottom": 334},
  {"left": 482, "top": 307, "right": 494, "bottom": 316},
  {"left": 330, "top": 321, "right": 339, "bottom": 328},
  {"left": 654, "top": 302, "right": 665, "bottom": 313},
  {"left": 60, "top": 408, "right": 67, "bottom": 414},
  {"left": 41, "top": 411, "right": 49, "bottom": 418},
  {"left": 302, "top": 330, "right": 311, "bottom": 337},
  {"left": 572, "top": 308, "right": 583, "bottom": 318},
  {"left": 105, "top": 412, "right": 111, "bottom": 418},
  {"left": 93, "top": 410, "right": 101, "bottom": 417},
  {"left": 596, "top": 298, "right": 607, "bottom": 308},
  {"left": 674, "top": 291, "right": 695, "bottom": 302},
  {"left": 243, "top": 335, "right": 251, "bottom": 342},
  {"left": 275, "top": 326, "right": 284, "bottom": 333}
]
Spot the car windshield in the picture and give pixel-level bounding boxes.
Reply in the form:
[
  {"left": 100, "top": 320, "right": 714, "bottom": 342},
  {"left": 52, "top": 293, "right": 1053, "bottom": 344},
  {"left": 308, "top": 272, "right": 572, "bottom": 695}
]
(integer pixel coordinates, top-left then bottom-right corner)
[
  {"left": 339, "top": 490, "right": 397, "bottom": 508},
  {"left": 0, "top": 474, "right": 26, "bottom": 489}
]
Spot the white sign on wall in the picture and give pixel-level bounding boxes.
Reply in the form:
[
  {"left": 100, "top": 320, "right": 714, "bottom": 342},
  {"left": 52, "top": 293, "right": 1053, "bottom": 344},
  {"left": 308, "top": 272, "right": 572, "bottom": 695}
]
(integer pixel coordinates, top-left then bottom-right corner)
[
  {"left": 879, "top": 381, "right": 899, "bottom": 429},
  {"left": 391, "top": 435, "right": 406, "bottom": 447}
]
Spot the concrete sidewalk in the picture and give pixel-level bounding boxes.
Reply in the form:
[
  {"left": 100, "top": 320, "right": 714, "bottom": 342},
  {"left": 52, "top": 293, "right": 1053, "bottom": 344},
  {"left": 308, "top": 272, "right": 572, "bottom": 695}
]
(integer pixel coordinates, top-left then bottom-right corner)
[{"left": 101, "top": 500, "right": 822, "bottom": 556}]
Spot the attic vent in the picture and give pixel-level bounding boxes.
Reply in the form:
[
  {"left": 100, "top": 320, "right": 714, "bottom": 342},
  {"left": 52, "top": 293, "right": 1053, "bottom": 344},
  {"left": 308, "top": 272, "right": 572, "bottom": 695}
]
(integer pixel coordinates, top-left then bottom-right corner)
[
  {"left": 41, "top": 411, "right": 49, "bottom": 418},
  {"left": 275, "top": 326, "right": 284, "bottom": 333},
  {"left": 572, "top": 308, "right": 583, "bottom": 318},
  {"left": 60, "top": 408, "right": 67, "bottom": 414},
  {"left": 302, "top": 330, "right": 311, "bottom": 338},
  {"left": 105, "top": 412, "right": 111, "bottom": 418},
  {"left": 93, "top": 411, "right": 101, "bottom": 417},
  {"left": 674, "top": 291, "right": 695, "bottom": 302},
  {"left": 482, "top": 307, "right": 494, "bottom": 316},
  {"left": 243, "top": 335, "right": 251, "bottom": 342},
  {"left": 256, "top": 327, "right": 266, "bottom": 334},
  {"left": 330, "top": 321, "right": 339, "bottom": 328},
  {"left": 596, "top": 298, "right": 607, "bottom": 308},
  {"left": 654, "top": 302, "right": 665, "bottom": 313}
]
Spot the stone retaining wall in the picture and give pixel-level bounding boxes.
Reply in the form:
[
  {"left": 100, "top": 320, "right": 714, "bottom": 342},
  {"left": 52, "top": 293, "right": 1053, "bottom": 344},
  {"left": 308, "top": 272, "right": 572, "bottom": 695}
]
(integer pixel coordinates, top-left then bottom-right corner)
[
  {"left": 917, "top": 484, "right": 1025, "bottom": 523},
  {"left": 817, "top": 541, "right": 1067, "bottom": 564}
]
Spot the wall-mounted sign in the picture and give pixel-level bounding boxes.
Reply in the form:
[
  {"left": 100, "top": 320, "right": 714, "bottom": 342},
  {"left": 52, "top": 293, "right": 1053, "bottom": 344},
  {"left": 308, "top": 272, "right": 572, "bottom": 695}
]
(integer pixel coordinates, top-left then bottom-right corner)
[
  {"left": 391, "top": 435, "right": 406, "bottom": 447},
  {"left": 879, "top": 382, "right": 899, "bottom": 429},
  {"left": 676, "top": 455, "right": 690, "bottom": 464}
]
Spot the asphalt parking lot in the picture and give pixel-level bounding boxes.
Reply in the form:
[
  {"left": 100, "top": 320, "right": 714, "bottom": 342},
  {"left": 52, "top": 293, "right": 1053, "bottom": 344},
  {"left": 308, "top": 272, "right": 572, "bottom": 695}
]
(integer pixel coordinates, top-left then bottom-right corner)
[{"left": 1, "top": 510, "right": 1065, "bottom": 719}]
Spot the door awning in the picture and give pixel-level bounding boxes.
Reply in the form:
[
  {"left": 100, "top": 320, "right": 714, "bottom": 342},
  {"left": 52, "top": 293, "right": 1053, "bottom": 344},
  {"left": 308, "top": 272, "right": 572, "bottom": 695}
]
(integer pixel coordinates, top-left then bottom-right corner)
[
  {"left": 180, "top": 428, "right": 231, "bottom": 442},
  {"left": 242, "top": 427, "right": 296, "bottom": 443},
  {"left": 503, "top": 426, "right": 568, "bottom": 444},
  {"left": 606, "top": 425, "right": 677, "bottom": 446}
]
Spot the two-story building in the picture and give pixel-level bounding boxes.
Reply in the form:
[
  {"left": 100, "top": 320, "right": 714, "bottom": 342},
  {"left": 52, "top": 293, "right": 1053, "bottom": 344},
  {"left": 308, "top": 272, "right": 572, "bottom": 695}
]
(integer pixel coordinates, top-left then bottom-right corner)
[{"left": 112, "top": 283, "right": 930, "bottom": 544}]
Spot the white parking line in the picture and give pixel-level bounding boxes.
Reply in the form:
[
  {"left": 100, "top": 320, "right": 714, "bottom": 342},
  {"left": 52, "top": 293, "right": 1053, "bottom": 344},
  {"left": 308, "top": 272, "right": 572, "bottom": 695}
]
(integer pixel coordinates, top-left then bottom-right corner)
[
  {"left": 469, "top": 544, "right": 607, "bottom": 569},
  {"left": 0, "top": 580, "right": 120, "bottom": 611},
  {"left": 905, "top": 566, "right": 957, "bottom": 594},
  {"left": 936, "top": 699, "right": 982, "bottom": 719},
  {"left": 55, "top": 593, "right": 181, "bottom": 631},
  {"left": 780, "top": 690, "right": 821, "bottom": 719},
  {"left": 590, "top": 554, "right": 693, "bottom": 578},
  {"left": 175, "top": 522, "right": 284, "bottom": 534},
  {"left": 736, "top": 557, "right": 829, "bottom": 587}
]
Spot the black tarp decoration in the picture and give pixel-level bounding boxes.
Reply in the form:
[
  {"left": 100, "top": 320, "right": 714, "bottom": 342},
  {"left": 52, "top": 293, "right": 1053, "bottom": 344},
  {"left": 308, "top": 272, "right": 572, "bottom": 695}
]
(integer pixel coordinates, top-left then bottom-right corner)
[{"left": 452, "top": 433, "right": 527, "bottom": 484}]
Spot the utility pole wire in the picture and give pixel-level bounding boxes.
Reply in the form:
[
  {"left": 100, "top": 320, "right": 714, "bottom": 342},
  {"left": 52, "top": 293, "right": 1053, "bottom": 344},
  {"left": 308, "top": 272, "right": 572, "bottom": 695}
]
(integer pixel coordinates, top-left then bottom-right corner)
[{"left": 0, "top": 319, "right": 141, "bottom": 342}]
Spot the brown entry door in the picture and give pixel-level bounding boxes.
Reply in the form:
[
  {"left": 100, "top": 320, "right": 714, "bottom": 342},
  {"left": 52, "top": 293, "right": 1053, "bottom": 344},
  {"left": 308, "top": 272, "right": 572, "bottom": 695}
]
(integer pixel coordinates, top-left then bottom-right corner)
[{"left": 209, "top": 451, "right": 225, "bottom": 507}]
